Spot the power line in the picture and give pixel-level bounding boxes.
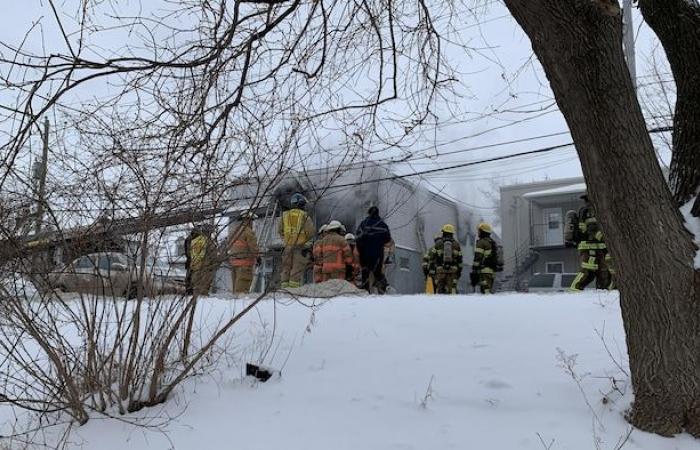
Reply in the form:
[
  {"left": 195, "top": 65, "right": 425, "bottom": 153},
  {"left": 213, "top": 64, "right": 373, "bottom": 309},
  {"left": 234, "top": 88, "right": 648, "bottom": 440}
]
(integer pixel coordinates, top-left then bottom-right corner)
[{"left": 31, "top": 125, "right": 674, "bottom": 215}]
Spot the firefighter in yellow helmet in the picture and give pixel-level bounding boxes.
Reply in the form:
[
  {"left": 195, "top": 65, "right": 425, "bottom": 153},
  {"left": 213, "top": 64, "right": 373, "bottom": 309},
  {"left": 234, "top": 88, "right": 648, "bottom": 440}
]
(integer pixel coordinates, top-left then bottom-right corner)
[
  {"left": 470, "top": 222, "right": 497, "bottom": 294},
  {"left": 277, "top": 193, "right": 315, "bottom": 288},
  {"left": 228, "top": 211, "right": 259, "bottom": 293},
  {"left": 423, "top": 224, "right": 463, "bottom": 294},
  {"left": 569, "top": 193, "right": 613, "bottom": 290}
]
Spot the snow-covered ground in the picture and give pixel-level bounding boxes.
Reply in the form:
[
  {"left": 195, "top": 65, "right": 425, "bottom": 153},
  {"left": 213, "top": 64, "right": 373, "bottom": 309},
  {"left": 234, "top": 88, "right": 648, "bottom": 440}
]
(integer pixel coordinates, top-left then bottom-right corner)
[{"left": 3, "top": 291, "right": 698, "bottom": 449}]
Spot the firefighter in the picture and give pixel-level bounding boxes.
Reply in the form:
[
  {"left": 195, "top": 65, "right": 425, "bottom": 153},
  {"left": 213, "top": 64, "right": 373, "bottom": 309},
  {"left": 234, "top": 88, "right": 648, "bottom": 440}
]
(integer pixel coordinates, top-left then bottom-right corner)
[
  {"left": 187, "top": 224, "right": 217, "bottom": 296},
  {"left": 229, "top": 211, "right": 259, "bottom": 294},
  {"left": 345, "top": 233, "right": 361, "bottom": 285},
  {"left": 424, "top": 225, "right": 463, "bottom": 294},
  {"left": 570, "top": 193, "right": 612, "bottom": 290},
  {"left": 470, "top": 222, "right": 497, "bottom": 294},
  {"left": 278, "top": 193, "right": 315, "bottom": 288},
  {"left": 355, "top": 206, "right": 392, "bottom": 294},
  {"left": 314, "top": 221, "right": 354, "bottom": 282},
  {"left": 422, "top": 233, "right": 443, "bottom": 292},
  {"left": 313, "top": 224, "right": 328, "bottom": 283}
]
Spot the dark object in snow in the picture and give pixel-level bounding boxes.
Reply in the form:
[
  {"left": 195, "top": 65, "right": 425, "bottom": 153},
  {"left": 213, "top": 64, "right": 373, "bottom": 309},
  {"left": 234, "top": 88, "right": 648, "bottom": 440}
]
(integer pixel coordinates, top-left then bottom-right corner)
[{"left": 246, "top": 363, "right": 279, "bottom": 382}]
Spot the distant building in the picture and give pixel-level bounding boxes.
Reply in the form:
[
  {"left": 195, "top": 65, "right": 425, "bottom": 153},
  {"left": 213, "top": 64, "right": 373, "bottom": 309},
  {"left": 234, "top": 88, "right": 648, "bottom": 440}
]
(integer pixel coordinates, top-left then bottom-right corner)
[
  {"left": 223, "top": 162, "right": 482, "bottom": 294},
  {"left": 499, "top": 177, "right": 586, "bottom": 291}
]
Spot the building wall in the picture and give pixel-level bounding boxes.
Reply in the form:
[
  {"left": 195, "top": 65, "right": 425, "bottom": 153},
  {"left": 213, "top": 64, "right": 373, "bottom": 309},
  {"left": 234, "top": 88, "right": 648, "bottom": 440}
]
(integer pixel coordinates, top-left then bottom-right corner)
[
  {"left": 385, "top": 247, "right": 424, "bottom": 294},
  {"left": 500, "top": 177, "right": 584, "bottom": 279},
  {"left": 531, "top": 248, "right": 581, "bottom": 275}
]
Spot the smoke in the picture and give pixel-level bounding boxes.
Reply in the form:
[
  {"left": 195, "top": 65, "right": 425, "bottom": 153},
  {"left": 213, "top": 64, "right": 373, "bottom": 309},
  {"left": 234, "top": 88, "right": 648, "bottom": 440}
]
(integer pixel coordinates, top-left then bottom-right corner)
[
  {"left": 272, "top": 178, "right": 310, "bottom": 211},
  {"left": 313, "top": 188, "right": 377, "bottom": 233}
]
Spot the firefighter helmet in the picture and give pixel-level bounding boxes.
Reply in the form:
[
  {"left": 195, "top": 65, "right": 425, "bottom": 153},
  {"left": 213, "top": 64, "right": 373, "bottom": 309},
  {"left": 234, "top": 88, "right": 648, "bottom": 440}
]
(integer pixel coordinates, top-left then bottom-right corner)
[
  {"left": 345, "top": 233, "right": 356, "bottom": 242},
  {"left": 319, "top": 224, "right": 328, "bottom": 234},
  {"left": 478, "top": 222, "right": 492, "bottom": 234},
  {"left": 290, "top": 193, "right": 307, "bottom": 209},
  {"left": 441, "top": 224, "right": 456, "bottom": 234},
  {"left": 326, "top": 220, "right": 343, "bottom": 231}
]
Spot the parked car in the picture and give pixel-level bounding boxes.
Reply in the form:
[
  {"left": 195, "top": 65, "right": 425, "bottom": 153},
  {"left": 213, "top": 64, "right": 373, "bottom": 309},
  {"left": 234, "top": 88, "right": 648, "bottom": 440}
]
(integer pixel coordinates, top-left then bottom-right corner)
[
  {"left": 52, "top": 252, "right": 156, "bottom": 298},
  {"left": 137, "top": 256, "right": 186, "bottom": 294},
  {"left": 525, "top": 272, "right": 593, "bottom": 293}
]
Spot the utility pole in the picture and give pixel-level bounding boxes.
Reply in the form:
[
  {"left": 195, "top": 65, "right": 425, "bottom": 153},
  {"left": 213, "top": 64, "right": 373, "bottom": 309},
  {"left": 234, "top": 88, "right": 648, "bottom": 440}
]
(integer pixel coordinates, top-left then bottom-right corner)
[
  {"left": 35, "top": 117, "right": 49, "bottom": 234},
  {"left": 622, "top": 0, "right": 637, "bottom": 89}
]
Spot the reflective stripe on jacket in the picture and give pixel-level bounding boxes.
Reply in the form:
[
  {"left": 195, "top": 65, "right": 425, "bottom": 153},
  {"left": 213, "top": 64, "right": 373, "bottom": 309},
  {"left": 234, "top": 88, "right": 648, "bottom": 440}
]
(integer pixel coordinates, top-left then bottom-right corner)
[
  {"left": 472, "top": 237, "right": 494, "bottom": 274},
  {"left": 190, "top": 235, "right": 209, "bottom": 271},
  {"left": 425, "top": 238, "right": 463, "bottom": 274},
  {"left": 229, "top": 224, "right": 258, "bottom": 267},
  {"left": 278, "top": 209, "right": 314, "bottom": 246},
  {"left": 318, "top": 234, "right": 353, "bottom": 273}
]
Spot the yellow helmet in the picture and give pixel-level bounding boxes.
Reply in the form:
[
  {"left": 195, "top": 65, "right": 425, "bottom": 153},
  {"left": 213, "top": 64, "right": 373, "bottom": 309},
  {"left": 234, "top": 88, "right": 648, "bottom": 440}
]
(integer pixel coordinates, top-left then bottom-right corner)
[
  {"left": 441, "top": 224, "right": 456, "bottom": 234},
  {"left": 478, "top": 222, "right": 492, "bottom": 234}
]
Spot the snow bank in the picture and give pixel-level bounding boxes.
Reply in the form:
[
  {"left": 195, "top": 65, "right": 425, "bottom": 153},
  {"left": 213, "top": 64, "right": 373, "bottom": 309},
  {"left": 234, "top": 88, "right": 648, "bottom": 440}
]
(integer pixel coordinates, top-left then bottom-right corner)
[
  {"left": 2, "top": 291, "right": 697, "bottom": 449},
  {"left": 680, "top": 196, "right": 700, "bottom": 269},
  {"left": 280, "top": 278, "right": 366, "bottom": 298}
]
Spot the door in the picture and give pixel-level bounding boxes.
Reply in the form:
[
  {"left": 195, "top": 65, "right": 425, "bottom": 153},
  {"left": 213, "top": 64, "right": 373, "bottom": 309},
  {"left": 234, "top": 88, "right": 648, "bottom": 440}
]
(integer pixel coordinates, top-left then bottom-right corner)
[{"left": 543, "top": 208, "right": 564, "bottom": 246}]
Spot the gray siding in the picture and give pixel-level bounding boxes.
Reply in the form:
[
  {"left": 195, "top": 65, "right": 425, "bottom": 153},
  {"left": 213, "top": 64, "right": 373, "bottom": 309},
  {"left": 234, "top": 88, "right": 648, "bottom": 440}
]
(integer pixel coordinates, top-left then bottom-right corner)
[{"left": 531, "top": 248, "right": 580, "bottom": 275}]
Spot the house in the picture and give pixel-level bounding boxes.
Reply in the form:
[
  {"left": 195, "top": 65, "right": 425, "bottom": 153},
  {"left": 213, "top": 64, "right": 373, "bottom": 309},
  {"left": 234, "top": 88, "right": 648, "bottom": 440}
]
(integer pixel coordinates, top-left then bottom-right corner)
[
  {"left": 499, "top": 177, "right": 586, "bottom": 290},
  {"left": 220, "top": 162, "right": 482, "bottom": 294}
]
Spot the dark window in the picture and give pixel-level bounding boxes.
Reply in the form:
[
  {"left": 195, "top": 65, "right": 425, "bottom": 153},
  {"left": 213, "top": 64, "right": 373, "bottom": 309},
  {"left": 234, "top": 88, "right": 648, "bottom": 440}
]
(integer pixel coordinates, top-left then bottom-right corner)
[
  {"left": 98, "top": 255, "right": 113, "bottom": 271},
  {"left": 528, "top": 274, "right": 555, "bottom": 288},
  {"left": 399, "top": 257, "right": 410, "bottom": 270},
  {"left": 548, "top": 213, "right": 561, "bottom": 230},
  {"left": 74, "top": 256, "right": 94, "bottom": 268}
]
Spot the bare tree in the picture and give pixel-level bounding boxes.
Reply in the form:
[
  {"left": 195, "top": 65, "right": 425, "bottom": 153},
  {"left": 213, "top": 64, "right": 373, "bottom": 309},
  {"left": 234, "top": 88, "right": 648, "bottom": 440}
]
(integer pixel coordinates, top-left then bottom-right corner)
[
  {"left": 637, "top": 0, "right": 700, "bottom": 215},
  {"left": 0, "top": 0, "right": 457, "bottom": 434},
  {"left": 501, "top": 0, "right": 700, "bottom": 437}
]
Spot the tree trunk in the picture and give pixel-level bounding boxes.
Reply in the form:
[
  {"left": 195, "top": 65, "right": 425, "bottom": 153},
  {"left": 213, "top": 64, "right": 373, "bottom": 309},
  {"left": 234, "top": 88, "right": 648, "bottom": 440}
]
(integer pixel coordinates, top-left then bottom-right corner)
[
  {"left": 638, "top": 0, "right": 700, "bottom": 215},
  {"left": 502, "top": 0, "right": 700, "bottom": 436}
]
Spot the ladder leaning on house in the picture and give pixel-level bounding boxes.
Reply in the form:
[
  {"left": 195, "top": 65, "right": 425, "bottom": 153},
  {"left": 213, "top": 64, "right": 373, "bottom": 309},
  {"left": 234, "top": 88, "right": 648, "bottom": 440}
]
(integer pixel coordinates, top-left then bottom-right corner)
[{"left": 249, "top": 198, "right": 279, "bottom": 293}]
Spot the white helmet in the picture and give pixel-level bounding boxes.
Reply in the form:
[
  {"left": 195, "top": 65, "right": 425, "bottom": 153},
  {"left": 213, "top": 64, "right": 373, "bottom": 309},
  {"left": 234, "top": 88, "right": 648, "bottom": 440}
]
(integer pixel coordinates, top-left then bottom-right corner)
[
  {"left": 319, "top": 224, "right": 328, "bottom": 233},
  {"left": 345, "top": 233, "right": 356, "bottom": 242},
  {"left": 326, "top": 220, "right": 343, "bottom": 231}
]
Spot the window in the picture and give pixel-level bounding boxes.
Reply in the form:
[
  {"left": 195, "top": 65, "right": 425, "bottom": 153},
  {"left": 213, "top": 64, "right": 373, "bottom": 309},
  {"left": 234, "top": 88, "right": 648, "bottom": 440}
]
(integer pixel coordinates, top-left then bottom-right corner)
[
  {"left": 399, "top": 256, "right": 410, "bottom": 271},
  {"left": 545, "top": 262, "right": 564, "bottom": 274},
  {"left": 547, "top": 212, "right": 561, "bottom": 230},
  {"left": 528, "top": 274, "right": 555, "bottom": 288},
  {"left": 74, "top": 256, "right": 94, "bottom": 269},
  {"left": 98, "top": 255, "right": 113, "bottom": 271}
]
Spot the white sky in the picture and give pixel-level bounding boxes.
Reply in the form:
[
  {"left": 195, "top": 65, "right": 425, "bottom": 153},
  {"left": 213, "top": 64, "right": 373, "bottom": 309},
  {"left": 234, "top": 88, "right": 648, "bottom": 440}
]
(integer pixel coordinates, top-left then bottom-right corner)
[{"left": 0, "top": 1, "right": 673, "bottom": 226}]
